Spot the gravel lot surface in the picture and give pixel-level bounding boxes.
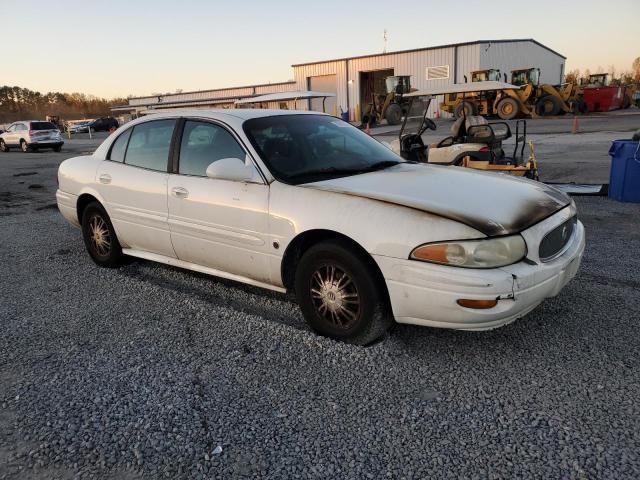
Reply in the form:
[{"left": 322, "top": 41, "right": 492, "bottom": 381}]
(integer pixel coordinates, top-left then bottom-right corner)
[{"left": 1, "top": 135, "right": 640, "bottom": 479}]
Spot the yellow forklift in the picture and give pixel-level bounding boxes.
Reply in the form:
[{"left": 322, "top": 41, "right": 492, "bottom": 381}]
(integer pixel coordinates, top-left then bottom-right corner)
[{"left": 361, "top": 75, "right": 420, "bottom": 126}]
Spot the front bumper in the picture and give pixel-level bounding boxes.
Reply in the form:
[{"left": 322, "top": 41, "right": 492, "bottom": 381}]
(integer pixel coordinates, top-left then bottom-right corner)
[
  {"left": 56, "top": 190, "right": 80, "bottom": 227},
  {"left": 375, "top": 214, "right": 585, "bottom": 331}
]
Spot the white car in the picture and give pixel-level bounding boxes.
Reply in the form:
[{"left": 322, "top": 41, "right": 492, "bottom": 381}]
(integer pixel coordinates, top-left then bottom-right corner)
[
  {"left": 0, "top": 120, "right": 64, "bottom": 152},
  {"left": 56, "top": 110, "right": 585, "bottom": 344}
]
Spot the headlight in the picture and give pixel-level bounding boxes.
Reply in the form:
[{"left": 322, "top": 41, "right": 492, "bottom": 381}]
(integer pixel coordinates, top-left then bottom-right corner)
[{"left": 410, "top": 235, "right": 526, "bottom": 268}]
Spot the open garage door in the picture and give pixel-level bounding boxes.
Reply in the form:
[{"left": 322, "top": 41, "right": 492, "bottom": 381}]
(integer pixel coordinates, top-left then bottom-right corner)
[{"left": 308, "top": 75, "right": 337, "bottom": 115}]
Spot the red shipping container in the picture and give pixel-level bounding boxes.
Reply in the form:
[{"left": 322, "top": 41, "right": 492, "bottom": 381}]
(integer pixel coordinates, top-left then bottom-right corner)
[{"left": 583, "top": 86, "right": 625, "bottom": 112}]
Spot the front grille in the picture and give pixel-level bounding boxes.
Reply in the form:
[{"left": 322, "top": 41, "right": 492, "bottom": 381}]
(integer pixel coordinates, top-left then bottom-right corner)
[{"left": 539, "top": 216, "right": 577, "bottom": 262}]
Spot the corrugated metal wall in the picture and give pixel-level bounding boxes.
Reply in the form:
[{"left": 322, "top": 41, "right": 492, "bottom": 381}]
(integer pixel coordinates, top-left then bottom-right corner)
[
  {"left": 294, "top": 45, "right": 484, "bottom": 120},
  {"left": 479, "top": 41, "right": 565, "bottom": 85},
  {"left": 293, "top": 60, "right": 348, "bottom": 115}
]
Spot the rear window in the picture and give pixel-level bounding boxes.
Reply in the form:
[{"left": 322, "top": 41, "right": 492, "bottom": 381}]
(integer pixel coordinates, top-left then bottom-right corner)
[{"left": 31, "top": 122, "right": 57, "bottom": 131}]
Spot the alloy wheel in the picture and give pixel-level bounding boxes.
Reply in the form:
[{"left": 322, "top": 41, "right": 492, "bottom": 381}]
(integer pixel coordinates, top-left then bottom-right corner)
[
  {"left": 310, "top": 264, "right": 360, "bottom": 329},
  {"left": 89, "top": 214, "right": 111, "bottom": 256}
]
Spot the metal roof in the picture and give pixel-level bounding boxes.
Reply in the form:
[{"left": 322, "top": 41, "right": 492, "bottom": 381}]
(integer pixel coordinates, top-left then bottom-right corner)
[
  {"left": 291, "top": 38, "right": 566, "bottom": 67},
  {"left": 126, "top": 81, "right": 296, "bottom": 102},
  {"left": 404, "top": 81, "right": 522, "bottom": 97}
]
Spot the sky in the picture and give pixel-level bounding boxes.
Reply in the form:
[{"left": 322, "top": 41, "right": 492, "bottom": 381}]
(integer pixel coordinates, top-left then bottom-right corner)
[{"left": 3, "top": 0, "right": 638, "bottom": 98}]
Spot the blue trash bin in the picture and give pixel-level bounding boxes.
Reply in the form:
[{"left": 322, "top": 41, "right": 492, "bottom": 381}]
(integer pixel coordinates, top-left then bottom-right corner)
[
  {"left": 608, "top": 139, "right": 640, "bottom": 203},
  {"left": 340, "top": 111, "right": 349, "bottom": 122}
]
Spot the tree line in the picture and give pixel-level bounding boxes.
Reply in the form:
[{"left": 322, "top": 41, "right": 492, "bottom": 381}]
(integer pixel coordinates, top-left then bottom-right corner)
[
  {"left": 0, "top": 86, "right": 128, "bottom": 124},
  {"left": 564, "top": 57, "right": 640, "bottom": 85}
]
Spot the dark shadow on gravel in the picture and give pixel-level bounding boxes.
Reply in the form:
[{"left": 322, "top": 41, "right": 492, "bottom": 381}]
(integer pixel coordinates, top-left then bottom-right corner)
[{"left": 119, "top": 260, "right": 306, "bottom": 331}]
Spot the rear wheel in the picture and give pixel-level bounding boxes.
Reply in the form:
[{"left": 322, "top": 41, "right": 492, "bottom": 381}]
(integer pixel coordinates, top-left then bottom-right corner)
[
  {"left": 20, "top": 140, "right": 30, "bottom": 153},
  {"left": 53, "top": 145, "right": 62, "bottom": 152},
  {"left": 294, "top": 240, "right": 393, "bottom": 345},
  {"left": 454, "top": 101, "right": 477, "bottom": 119},
  {"left": 384, "top": 103, "right": 403, "bottom": 125},
  {"left": 535, "top": 95, "right": 561, "bottom": 116},
  {"left": 574, "top": 98, "right": 587, "bottom": 114},
  {"left": 81, "top": 202, "right": 125, "bottom": 268},
  {"left": 496, "top": 98, "right": 519, "bottom": 120},
  {"left": 0, "top": 139, "right": 8, "bottom": 152},
  {"left": 361, "top": 105, "right": 377, "bottom": 126}
]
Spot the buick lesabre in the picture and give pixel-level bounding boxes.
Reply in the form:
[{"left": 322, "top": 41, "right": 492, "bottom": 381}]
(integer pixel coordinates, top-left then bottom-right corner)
[{"left": 56, "top": 110, "right": 585, "bottom": 344}]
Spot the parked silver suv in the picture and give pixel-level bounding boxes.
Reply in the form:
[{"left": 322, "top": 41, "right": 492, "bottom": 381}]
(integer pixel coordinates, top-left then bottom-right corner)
[{"left": 0, "top": 120, "right": 64, "bottom": 152}]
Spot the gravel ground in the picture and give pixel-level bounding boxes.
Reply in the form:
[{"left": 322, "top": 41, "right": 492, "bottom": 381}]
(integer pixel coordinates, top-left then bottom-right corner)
[{"left": 1, "top": 153, "right": 640, "bottom": 478}]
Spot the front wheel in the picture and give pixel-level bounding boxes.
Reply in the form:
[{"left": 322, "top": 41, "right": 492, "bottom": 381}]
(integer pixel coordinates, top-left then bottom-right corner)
[
  {"left": 384, "top": 103, "right": 403, "bottom": 125},
  {"left": 81, "top": 202, "right": 125, "bottom": 268},
  {"left": 496, "top": 98, "right": 519, "bottom": 120},
  {"left": 294, "top": 240, "right": 393, "bottom": 345},
  {"left": 20, "top": 140, "right": 30, "bottom": 153},
  {"left": 0, "top": 139, "right": 8, "bottom": 152}
]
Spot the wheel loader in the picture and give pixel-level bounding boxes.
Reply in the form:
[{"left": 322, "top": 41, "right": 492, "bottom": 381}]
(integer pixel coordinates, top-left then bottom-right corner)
[
  {"left": 391, "top": 82, "right": 538, "bottom": 179},
  {"left": 361, "top": 75, "right": 419, "bottom": 126},
  {"left": 440, "top": 68, "right": 537, "bottom": 120},
  {"left": 441, "top": 68, "right": 584, "bottom": 120}
]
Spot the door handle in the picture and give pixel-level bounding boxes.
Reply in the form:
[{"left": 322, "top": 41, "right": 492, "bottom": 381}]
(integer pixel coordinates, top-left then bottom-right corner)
[
  {"left": 171, "top": 187, "right": 189, "bottom": 198},
  {"left": 98, "top": 174, "right": 112, "bottom": 184}
]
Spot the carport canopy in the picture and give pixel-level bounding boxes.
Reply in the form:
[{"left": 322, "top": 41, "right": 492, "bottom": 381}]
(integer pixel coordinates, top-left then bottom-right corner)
[{"left": 235, "top": 90, "right": 336, "bottom": 111}]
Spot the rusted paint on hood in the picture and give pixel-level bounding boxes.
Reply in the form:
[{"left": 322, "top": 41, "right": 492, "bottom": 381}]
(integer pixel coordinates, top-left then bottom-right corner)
[{"left": 303, "top": 163, "right": 571, "bottom": 237}]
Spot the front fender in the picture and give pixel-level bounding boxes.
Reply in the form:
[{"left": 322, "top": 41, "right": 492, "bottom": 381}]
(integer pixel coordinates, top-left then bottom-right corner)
[{"left": 268, "top": 181, "right": 484, "bottom": 261}]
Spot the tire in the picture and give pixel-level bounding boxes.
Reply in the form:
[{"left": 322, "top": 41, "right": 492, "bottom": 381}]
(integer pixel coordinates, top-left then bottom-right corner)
[
  {"left": 0, "top": 139, "right": 8, "bottom": 152},
  {"left": 384, "top": 103, "right": 403, "bottom": 125},
  {"left": 294, "top": 240, "right": 393, "bottom": 345},
  {"left": 496, "top": 98, "right": 519, "bottom": 120},
  {"left": 535, "top": 95, "right": 561, "bottom": 116},
  {"left": 53, "top": 145, "right": 62, "bottom": 152},
  {"left": 81, "top": 202, "right": 125, "bottom": 268},
  {"left": 574, "top": 98, "right": 587, "bottom": 115},
  {"left": 361, "top": 105, "right": 377, "bottom": 126},
  {"left": 20, "top": 140, "right": 30, "bottom": 153},
  {"left": 454, "top": 101, "right": 477, "bottom": 119}
]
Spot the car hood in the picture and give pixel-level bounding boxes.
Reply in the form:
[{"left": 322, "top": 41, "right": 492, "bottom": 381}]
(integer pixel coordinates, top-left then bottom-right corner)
[{"left": 302, "top": 163, "right": 571, "bottom": 236}]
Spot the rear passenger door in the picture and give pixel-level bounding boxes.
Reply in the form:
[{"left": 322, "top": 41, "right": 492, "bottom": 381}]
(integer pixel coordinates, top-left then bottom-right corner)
[
  {"left": 96, "top": 119, "right": 177, "bottom": 258},
  {"left": 167, "top": 119, "right": 272, "bottom": 283}
]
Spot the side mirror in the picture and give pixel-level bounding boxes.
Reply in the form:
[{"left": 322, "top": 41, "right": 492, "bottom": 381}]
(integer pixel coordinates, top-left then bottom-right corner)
[{"left": 206, "top": 156, "right": 261, "bottom": 183}]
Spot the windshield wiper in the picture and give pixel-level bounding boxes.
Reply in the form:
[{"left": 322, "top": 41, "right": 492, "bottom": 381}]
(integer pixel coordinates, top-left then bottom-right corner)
[
  {"left": 364, "top": 160, "right": 402, "bottom": 171},
  {"left": 289, "top": 161, "right": 402, "bottom": 182}
]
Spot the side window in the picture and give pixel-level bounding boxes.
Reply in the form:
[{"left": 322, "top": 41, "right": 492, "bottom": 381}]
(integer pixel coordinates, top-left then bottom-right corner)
[
  {"left": 17, "top": 124, "right": 26, "bottom": 131},
  {"left": 124, "top": 119, "right": 176, "bottom": 172},
  {"left": 108, "top": 128, "right": 132, "bottom": 163},
  {"left": 178, "top": 121, "right": 245, "bottom": 176},
  {"left": 7, "top": 125, "right": 15, "bottom": 132}
]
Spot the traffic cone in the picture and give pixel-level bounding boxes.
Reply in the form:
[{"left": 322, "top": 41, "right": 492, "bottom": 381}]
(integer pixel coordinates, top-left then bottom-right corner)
[{"left": 572, "top": 115, "right": 579, "bottom": 134}]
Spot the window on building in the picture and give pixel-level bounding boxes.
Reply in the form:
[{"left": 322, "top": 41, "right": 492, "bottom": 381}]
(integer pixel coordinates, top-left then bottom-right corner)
[{"left": 426, "top": 65, "right": 450, "bottom": 81}]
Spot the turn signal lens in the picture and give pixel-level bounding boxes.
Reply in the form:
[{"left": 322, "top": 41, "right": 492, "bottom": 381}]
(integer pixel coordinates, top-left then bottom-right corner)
[
  {"left": 457, "top": 299, "right": 498, "bottom": 309},
  {"left": 410, "top": 235, "right": 526, "bottom": 268}
]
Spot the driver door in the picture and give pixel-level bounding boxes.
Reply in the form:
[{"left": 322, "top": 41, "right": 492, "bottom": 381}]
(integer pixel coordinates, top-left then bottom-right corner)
[{"left": 167, "top": 119, "right": 272, "bottom": 284}]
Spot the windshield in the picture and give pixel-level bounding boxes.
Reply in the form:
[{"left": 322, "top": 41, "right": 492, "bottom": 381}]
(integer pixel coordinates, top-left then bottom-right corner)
[{"left": 243, "top": 115, "right": 403, "bottom": 184}]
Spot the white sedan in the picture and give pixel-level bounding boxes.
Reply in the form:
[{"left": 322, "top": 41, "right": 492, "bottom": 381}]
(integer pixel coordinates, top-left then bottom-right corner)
[{"left": 56, "top": 110, "right": 585, "bottom": 344}]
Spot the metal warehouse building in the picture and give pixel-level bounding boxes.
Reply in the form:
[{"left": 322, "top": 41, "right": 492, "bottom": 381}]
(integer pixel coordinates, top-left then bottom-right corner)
[{"left": 114, "top": 38, "right": 565, "bottom": 120}]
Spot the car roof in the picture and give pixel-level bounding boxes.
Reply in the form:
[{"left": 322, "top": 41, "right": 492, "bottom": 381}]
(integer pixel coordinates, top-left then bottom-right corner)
[{"left": 141, "top": 108, "right": 328, "bottom": 121}]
